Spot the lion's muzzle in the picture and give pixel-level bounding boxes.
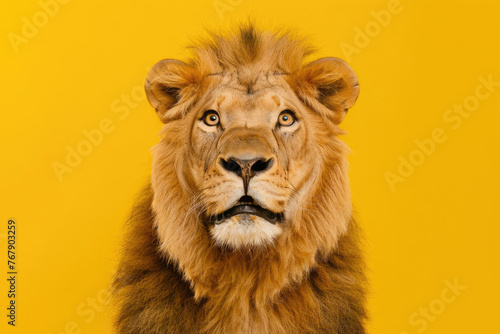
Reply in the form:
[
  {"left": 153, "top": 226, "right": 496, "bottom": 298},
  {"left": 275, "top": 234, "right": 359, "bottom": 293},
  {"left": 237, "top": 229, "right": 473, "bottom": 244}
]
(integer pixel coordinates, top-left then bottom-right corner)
[{"left": 217, "top": 127, "right": 278, "bottom": 193}]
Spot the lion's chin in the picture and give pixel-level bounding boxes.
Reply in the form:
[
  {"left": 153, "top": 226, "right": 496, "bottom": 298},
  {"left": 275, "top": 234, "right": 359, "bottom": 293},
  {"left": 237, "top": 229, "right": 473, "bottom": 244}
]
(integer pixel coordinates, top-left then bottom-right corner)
[{"left": 209, "top": 214, "right": 282, "bottom": 249}]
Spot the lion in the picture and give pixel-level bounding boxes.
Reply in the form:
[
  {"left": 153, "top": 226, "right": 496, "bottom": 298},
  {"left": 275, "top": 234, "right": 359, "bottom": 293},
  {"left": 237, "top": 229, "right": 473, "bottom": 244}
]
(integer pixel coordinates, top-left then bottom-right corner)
[{"left": 113, "top": 24, "right": 367, "bottom": 334}]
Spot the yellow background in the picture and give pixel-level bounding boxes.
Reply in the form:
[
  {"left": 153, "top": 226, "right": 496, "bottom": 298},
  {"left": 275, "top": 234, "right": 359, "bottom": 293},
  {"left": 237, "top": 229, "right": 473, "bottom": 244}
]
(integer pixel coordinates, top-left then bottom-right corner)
[{"left": 1, "top": 0, "right": 499, "bottom": 333}]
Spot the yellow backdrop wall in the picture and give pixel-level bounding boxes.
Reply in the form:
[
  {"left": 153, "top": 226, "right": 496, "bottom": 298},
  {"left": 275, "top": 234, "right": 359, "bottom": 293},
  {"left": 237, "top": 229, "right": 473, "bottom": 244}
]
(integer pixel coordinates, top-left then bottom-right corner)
[{"left": 1, "top": 0, "right": 499, "bottom": 333}]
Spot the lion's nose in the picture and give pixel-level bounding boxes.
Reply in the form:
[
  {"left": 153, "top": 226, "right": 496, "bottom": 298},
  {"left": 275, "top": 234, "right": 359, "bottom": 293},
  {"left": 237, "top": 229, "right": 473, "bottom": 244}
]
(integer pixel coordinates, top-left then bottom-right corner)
[
  {"left": 220, "top": 157, "right": 274, "bottom": 193},
  {"left": 220, "top": 157, "right": 274, "bottom": 176}
]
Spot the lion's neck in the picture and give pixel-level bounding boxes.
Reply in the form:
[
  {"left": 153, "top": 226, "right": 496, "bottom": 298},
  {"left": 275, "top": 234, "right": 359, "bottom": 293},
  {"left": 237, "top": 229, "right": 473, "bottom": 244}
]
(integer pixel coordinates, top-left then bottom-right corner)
[{"left": 170, "top": 229, "right": 320, "bottom": 333}]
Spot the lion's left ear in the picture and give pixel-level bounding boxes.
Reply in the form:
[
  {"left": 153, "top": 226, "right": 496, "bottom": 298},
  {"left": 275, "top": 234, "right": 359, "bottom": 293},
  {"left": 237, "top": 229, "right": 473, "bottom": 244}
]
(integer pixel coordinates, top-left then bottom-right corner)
[{"left": 289, "top": 57, "right": 359, "bottom": 124}]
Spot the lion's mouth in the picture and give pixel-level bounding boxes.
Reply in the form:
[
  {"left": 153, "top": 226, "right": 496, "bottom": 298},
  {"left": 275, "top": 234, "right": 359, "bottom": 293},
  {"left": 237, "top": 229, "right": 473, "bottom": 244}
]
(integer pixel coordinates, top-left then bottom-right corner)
[{"left": 208, "top": 196, "right": 284, "bottom": 224}]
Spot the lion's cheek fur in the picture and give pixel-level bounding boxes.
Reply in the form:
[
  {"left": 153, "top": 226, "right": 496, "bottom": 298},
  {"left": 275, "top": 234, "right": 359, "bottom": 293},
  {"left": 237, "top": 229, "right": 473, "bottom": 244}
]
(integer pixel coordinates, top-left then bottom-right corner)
[{"left": 150, "top": 132, "right": 212, "bottom": 284}]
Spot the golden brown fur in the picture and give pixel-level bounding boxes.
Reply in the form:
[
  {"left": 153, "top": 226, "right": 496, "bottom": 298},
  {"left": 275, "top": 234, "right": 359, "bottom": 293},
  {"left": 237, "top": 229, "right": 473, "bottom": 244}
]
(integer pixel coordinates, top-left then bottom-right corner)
[{"left": 113, "top": 23, "right": 367, "bottom": 334}]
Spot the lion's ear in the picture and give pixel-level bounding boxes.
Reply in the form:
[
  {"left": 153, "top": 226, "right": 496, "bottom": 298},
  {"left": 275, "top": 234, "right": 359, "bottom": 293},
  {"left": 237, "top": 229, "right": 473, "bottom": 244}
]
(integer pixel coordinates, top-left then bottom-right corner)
[
  {"left": 290, "top": 57, "right": 359, "bottom": 124},
  {"left": 145, "top": 59, "right": 201, "bottom": 123}
]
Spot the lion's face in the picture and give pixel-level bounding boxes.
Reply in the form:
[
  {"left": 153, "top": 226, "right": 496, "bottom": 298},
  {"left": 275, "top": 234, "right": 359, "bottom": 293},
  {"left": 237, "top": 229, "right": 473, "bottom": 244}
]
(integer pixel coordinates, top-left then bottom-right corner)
[
  {"left": 184, "top": 76, "right": 319, "bottom": 248},
  {"left": 145, "top": 32, "right": 359, "bottom": 253}
]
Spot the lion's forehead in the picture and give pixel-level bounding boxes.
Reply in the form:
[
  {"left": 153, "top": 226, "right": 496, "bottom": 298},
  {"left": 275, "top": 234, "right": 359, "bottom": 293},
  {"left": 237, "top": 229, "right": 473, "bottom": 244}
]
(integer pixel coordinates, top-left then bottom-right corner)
[
  {"left": 213, "top": 68, "right": 289, "bottom": 88},
  {"left": 205, "top": 83, "right": 294, "bottom": 122}
]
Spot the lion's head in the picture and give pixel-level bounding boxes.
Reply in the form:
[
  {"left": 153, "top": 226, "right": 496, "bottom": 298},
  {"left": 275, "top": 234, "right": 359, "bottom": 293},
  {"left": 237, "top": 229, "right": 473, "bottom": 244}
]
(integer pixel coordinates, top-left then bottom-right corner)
[{"left": 145, "top": 24, "right": 359, "bottom": 301}]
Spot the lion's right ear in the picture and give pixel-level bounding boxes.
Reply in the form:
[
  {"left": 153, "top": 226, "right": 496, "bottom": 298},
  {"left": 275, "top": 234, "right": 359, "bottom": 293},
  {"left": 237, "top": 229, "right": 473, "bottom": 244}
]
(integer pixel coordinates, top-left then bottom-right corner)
[{"left": 145, "top": 59, "right": 201, "bottom": 123}]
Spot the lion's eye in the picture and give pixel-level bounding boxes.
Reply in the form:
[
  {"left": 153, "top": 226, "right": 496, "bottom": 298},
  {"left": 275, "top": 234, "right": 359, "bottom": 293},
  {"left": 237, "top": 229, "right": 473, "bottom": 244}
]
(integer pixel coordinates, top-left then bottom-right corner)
[
  {"left": 278, "top": 111, "right": 295, "bottom": 126},
  {"left": 203, "top": 111, "right": 220, "bottom": 126}
]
